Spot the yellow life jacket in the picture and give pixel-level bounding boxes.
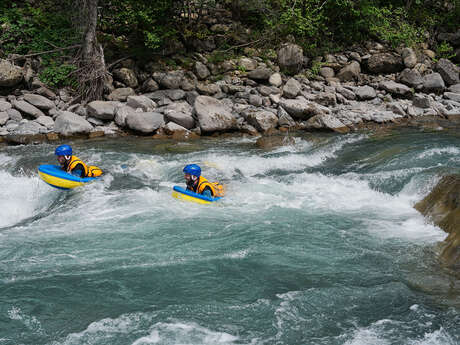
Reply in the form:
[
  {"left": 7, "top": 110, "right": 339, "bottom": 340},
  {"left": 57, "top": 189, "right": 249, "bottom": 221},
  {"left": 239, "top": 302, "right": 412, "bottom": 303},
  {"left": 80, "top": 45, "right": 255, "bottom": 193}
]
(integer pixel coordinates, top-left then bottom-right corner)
[
  {"left": 197, "top": 176, "right": 225, "bottom": 197},
  {"left": 67, "top": 155, "right": 103, "bottom": 177}
]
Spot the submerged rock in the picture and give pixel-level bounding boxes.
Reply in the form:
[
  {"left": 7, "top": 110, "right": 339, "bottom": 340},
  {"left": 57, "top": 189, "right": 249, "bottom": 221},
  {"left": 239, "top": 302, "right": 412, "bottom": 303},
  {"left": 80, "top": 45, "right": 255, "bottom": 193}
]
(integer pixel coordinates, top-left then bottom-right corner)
[{"left": 414, "top": 175, "right": 460, "bottom": 267}]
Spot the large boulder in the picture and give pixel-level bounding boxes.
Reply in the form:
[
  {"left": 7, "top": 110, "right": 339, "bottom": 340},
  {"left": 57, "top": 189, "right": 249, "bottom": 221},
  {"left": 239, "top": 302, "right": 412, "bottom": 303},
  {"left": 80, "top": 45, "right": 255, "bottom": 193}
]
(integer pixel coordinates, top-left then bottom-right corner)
[
  {"left": 435, "top": 58, "right": 460, "bottom": 86},
  {"left": 278, "top": 97, "right": 326, "bottom": 120},
  {"left": 153, "top": 70, "right": 185, "bottom": 89},
  {"left": 13, "top": 100, "right": 45, "bottom": 118},
  {"left": 106, "top": 87, "right": 135, "bottom": 101},
  {"left": 87, "top": 101, "right": 119, "bottom": 120},
  {"left": 367, "top": 53, "right": 404, "bottom": 74},
  {"left": 282, "top": 78, "right": 302, "bottom": 98},
  {"left": 398, "top": 68, "right": 423, "bottom": 87},
  {"left": 54, "top": 111, "right": 93, "bottom": 136},
  {"left": 337, "top": 61, "right": 361, "bottom": 82},
  {"left": 355, "top": 86, "right": 377, "bottom": 100},
  {"left": 379, "top": 80, "right": 412, "bottom": 97},
  {"left": 127, "top": 95, "right": 156, "bottom": 111},
  {"left": 248, "top": 68, "right": 272, "bottom": 81},
  {"left": 0, "top": 59, "right": 23, "bottom": 87},
  {"left": 194, "top": 61, "right": 210, "bottom": 80},
  {"left": 414, "top": 175, "right": 460, "bottom": 267},
  {"left": 194, "top": 95, "right": 236, "bottom": 133},
  {"left": 402, "top": 47, "right": 417, "bottom": 68},
  {"left": 277, "top": 43, "right": 304, "bottom": 74},
  {"left": 163, "top": 102, "right": 195, "bottom": 129},
  {"left": 238, "top": 57, "right": 258, "bottom": 71},
  {"left": 126, "top": 112, "right": 165, "bottom": 133},
  {"left": 247, "top": 111, "right": 278, "bottom": 132},
  {"left": 0, "top": 111, "right": 9, "bottom": 125},
  {"left": 305, "top": 114, "right": 349, "bottom": 134},
  {"left": 113, "top": 68, "right": 138, "bottom": 88},
  {"left": 23, "top": 94, "right": 55, "bottom": 110},
  {"left": 422, "top": 73, "right": 445, "bottom": 93},
  {"left": 0, "top": 100, "right": 12, "bottom": 112}
]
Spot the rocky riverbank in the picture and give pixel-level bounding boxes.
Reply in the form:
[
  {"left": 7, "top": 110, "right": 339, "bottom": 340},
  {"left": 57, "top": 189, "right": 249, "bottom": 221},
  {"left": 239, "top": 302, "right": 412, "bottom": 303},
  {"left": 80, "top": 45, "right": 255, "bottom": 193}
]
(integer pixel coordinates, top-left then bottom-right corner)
[{"left": 1, "top": 37, "right": 460, "bottom": 145}]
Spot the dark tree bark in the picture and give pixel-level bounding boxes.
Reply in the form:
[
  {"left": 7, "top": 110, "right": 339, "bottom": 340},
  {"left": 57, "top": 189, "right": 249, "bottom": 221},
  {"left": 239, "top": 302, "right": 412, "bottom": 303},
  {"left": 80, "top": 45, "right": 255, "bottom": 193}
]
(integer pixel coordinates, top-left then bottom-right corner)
[{"left": 75, "top": 0, "right": 109, "bottom": 102}]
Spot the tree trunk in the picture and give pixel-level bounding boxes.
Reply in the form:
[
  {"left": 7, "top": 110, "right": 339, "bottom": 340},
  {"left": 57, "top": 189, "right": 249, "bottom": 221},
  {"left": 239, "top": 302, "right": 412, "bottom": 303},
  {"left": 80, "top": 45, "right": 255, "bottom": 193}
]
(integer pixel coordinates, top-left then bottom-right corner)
[{"left": 76, "top": 0, "right": 109, "bottom": 102}]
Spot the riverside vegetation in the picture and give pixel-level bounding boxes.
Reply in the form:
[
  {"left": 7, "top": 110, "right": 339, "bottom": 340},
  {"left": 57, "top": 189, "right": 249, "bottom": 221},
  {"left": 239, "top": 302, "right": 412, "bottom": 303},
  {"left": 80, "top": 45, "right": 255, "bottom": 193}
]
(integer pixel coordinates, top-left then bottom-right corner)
[{"left": 0, "top": 0, "right": 459, "bottom": 267}]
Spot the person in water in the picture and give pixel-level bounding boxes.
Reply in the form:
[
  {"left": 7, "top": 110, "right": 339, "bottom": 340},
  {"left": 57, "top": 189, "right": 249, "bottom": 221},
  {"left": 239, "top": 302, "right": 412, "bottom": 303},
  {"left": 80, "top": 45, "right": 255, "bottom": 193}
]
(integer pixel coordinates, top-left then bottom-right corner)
[
  {"left": 183, "top": 164, "right": 221, "bottom": 198},
  {"left": 55, "top": 144, "right": 103, "bottom": 178}
]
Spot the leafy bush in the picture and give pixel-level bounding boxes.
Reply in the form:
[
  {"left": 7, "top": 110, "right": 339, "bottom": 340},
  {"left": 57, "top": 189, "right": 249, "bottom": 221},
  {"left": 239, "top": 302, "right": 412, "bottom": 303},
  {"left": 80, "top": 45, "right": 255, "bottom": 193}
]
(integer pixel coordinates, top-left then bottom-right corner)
[{"left": 39, "top": 62, "right": 77, "bottom": 88}]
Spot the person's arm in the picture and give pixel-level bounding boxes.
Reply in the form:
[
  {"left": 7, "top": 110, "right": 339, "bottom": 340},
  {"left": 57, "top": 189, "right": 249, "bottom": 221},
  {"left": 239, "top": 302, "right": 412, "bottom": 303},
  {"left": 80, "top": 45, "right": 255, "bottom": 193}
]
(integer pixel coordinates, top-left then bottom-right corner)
[
  {"left": 201, "top": 186, "right": 213, "bottom": 198},
  {"left": 70, "top": 163, "right": 85, "bottom": 178}
]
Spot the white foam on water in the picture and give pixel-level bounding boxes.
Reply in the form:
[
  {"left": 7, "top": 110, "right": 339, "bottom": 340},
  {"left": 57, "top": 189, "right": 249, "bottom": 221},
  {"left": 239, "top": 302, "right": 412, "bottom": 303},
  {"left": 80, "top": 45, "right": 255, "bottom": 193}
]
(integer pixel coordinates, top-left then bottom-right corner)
[
  {"left": 131, "top": 321, "right": 239, "bottom": 345},
  {"left": 343, "top": 322, "right": 456, "bottom": 345},
  {"left": 7, "top": 306, "right": 44, "bottom": 335},
  {"left": 417, "top": 147, "right": 460, "bottom": 159},
  {"left": 48, "top": 312, "right": 240, "bottom": 345},
  {"left": 0, "top": 171, "right": 58, "bottom": 228}
]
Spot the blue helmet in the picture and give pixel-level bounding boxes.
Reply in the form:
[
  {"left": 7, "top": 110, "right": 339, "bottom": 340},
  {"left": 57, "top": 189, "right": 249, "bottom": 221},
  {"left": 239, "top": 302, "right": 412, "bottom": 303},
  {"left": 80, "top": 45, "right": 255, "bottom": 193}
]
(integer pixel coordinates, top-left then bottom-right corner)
[
  {"left": 55, "top": 144, "right": 72, "bottom": 156},
  {"left": 183, "top": 164, "right": 201, "bottom": 177}
]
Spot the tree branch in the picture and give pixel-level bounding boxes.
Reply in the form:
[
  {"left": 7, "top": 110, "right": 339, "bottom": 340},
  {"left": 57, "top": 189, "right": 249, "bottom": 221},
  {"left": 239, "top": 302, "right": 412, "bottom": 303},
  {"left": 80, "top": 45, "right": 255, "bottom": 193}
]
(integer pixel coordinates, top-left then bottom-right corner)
[{"left": 8, "top": 45, "right": 82, "bottom": 60}]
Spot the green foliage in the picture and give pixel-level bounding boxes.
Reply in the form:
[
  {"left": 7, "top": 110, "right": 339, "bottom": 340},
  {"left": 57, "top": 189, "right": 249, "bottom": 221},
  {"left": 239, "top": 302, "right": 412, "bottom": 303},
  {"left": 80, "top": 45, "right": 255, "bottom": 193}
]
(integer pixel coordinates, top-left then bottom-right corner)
[
  {"left": 39, "top": 62, "right": 77, "bottom": 88},
  {"left": 306, "top": 60, "right": 323, "bottom": 78},
  {"left": 436, "top": 42, "right": 456, "bottom": 60},
  {"left": 362, "top": 5, "right": 423, "bottom": 48},
  {"left": 0, "top": 2, "right": 77, "bottom": 56}
]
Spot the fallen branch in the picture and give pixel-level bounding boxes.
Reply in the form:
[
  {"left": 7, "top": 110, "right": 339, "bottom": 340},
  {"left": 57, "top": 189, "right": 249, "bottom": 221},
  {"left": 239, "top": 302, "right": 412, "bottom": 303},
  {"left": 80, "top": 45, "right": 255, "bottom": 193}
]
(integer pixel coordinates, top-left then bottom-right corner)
[
  {"left": 216, "top": 38, "right": 266, "bottom": 53},
  {"left": 8, "top": 45, "right": 82, "bottom": 60},
  {"left": 107, "top": 56, "right": 133, "bottom": 70}
]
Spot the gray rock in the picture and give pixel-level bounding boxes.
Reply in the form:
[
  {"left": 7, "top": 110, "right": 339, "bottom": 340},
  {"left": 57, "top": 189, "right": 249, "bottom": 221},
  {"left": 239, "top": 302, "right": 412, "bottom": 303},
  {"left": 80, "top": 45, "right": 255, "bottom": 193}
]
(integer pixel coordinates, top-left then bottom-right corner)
[
  {"left": 337, "top": 61, "right": 361, "bottom": 81},
  {"left": 7, "top": 108, "right": 22, "bottom": 121},
  {"left": 196, "top": 82, "right": 220, "bottom": 95},
  {"left": 222, "top": 84, "right": 246, "bottom": 94},
  {"left": 113, "top": 68, "right": 138, "bottom": 88},
  {"left": 320, "top": 67, "right": 335, "bottom": 78},
  {"left": 35, "top": 115, "right": 54, "bottom": 129},
  {"left": 277, "top": 106, "right": 296, "bottom": 127},
  {"left": 153, "top": 70, "right": 184, "bottom": 89},
  {"left": 194, "top": 61, "right": 210, "bottom": 80},
  {"left": 367, "top": 53, "right": 404, "bottom": 74},
  {"left": 106, "top": 87, "right": 136, "bottom": 101},
  {"left": 336, "top": 86, "right": 356, "bottom": 100},
  {"left": 306, "top": 114, "right": 349, "bottom": 133},
  {"left": 54, "top": 111, "right": 93, "bottom": 136},
  {"left": 247, "top": 111, "right": 278, "bottom": 132},
  {"left": 114, "top": 106, "right": 135, "bottom": 127},
  {"left": 194, "top": 95, "right": 236, "bottom": 132},
  {"left": 87, "top": 101, "right": 119, "bottom": 120},
  {"left": 23, "top": 94, "right": 55, "bottom": 110},
  {"left": 422, "top": 73, "right": 445, "bottom": 93},
  {"left": 163, "top": 102, "right": 195, "bottom": 129},
  {"left": 238, "top": 57, "right": 258, "bottom": 71},
  {"left": 87, "top": 117, "right": 105, "bottom": 126},
  {"left": 248, "top": 94, "right": 262, "bottom": 107},
  {"left": 444, "top": 92, "right": 460, "bottom": 103},
  {"left": 11, "top": 121, "right": 43, "bottom": 135},
  {"left": 278, "top": 97, "right": 325, "bottom": 120},
  {"left": 269, "top": 73, "right": 283, "bottom": 87},
  {"left": 127, "top": 95, "right": 156, "bottom": 111},
  {"left": 448, "top": 84, "right": 460, "bottom": 93},
  {"left": 186, "top": 91, "right": 200, "bottom": 106},
  {"left": 248, "top": 68, "right": 272, "bottom": 81},
  {"left": 435, "top": 58, "right": 460, "bottom": 86},
  {"left": 379, "top": 80, "right": 412, "bottom": 97},
  {"left": 386, "top": 102, "right": 406, "bottom": 116},
  {"left": 315, "top": 92, "right": 337, "bottom": 106},
  {"left": 283, "top": 78, "right": 302, "bottom": 98},
  {"left": 278, "top": 43, "right": 304, "bottom": 74},
  {"left": 0, "top": 59, "right": 23, "bottom": 87},
  {"left": 0, "top": 112, "right": 8, "bottom": 125},
  {"left": 398, "top": 68, "right": 423, "bottom": 87},
  {"left": 164, "top": 122, "right": 189, "bottom": 135},
  {"left": 356, "top": 85, "right": 377, "bottom": 100},
  {"left": 142, "top": 78, "right": 159, "bottom": 92},
  {"left": 13, "top": 100, "right": 45, "bottom": 118},
  {"left": 0, "top": 100, "right": 12, "bottom": 112},
  {"left": 126, "top": 112, "right": 165, "bottom": 133},
  {"left": 402, "top": 48, "right": 417, "bottom": 68},
  {"left": 258, "top": 85, "right": 280, "bottom": 96}
]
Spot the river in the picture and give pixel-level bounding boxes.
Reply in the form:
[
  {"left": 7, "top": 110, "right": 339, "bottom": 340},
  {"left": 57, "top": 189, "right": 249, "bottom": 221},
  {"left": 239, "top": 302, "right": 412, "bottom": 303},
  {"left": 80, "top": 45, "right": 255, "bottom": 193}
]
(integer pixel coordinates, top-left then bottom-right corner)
[{"left": 1, "top": 128, "right": 459, "bottom": 345}]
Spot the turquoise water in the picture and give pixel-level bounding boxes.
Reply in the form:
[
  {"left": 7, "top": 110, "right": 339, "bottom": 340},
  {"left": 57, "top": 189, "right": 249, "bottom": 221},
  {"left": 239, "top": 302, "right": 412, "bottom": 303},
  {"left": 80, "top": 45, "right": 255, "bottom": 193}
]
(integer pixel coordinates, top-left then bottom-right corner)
[{"left": 0, "top": 129, "right": 459, "bottom": 345}]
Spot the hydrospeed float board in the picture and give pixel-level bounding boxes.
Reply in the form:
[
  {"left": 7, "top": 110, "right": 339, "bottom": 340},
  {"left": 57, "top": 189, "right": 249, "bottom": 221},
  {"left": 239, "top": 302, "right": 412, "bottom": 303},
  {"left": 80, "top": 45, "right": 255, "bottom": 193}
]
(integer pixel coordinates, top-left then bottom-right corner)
[
  {"left": 38, "top": 164, "right": 98, "bottom": 190},
  {"left": 172, "top": 186, "right": 221, "bottom": 205}
]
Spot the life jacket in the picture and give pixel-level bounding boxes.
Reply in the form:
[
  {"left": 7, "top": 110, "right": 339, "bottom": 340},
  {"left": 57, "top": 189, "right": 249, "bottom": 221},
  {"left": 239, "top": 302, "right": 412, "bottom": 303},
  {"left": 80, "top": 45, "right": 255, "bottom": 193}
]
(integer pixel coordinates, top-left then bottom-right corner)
[
  {"left": 196, "top": 176, "right": 225, "bottom": 197},
  {"left": 66, "top": 155, "right": 103, "bottom": 177}
]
